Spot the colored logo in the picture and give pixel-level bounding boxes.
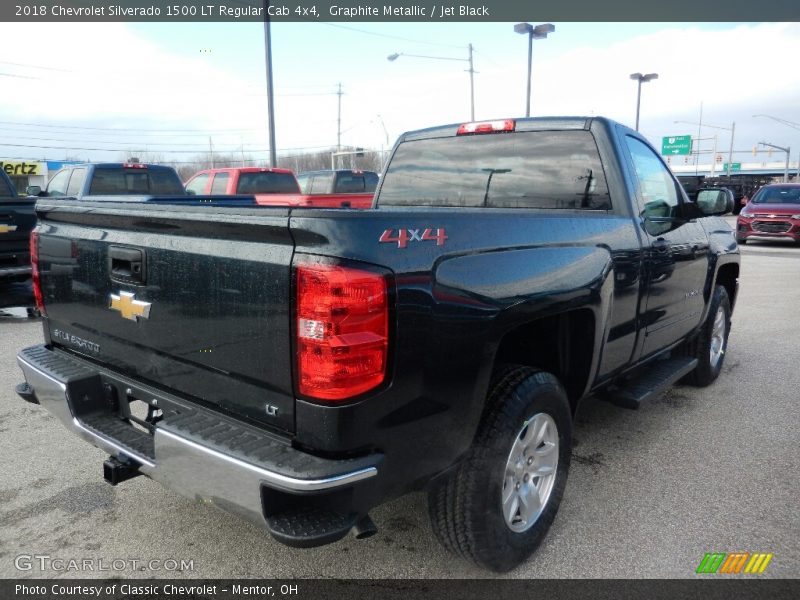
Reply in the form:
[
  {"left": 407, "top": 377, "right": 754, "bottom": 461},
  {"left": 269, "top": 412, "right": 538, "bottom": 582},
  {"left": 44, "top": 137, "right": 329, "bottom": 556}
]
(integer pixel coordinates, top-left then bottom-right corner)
[
  {"left": 696, "top": 552, "right": 773, "bottom": 574},
  {"left": 0, "top": 224, "right": 18, "bottom": 234},
  {"left": 109, "top": 291, "right": 152, "bottom": 322}
]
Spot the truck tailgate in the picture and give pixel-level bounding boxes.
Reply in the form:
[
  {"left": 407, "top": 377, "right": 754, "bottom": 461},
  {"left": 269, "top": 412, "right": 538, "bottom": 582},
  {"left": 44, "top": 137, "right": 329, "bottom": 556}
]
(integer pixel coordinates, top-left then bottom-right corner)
[{"left": 36, "top": 202, "right": 296, "bottom": 433}]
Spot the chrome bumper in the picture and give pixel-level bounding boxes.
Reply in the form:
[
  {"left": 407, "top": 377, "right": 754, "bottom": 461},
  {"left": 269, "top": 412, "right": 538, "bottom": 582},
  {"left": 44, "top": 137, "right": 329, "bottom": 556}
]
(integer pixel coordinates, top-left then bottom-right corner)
[{"left": 17, "top": 347, "right": 378, "bottom": 528}]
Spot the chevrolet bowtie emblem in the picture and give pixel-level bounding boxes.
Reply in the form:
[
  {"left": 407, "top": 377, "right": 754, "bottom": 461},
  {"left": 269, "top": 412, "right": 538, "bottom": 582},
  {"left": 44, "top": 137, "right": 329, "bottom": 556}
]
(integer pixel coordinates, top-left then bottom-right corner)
[
  {"left": 0, "top": 224, "right": 18, "bottom": 233},
  {"left": 109, "top": 291, "right": 152, "bottom": 322}
]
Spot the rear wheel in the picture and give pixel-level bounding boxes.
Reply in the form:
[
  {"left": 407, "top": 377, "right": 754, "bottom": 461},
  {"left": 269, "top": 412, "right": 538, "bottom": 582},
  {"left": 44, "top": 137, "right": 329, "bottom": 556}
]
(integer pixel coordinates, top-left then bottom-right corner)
[
  {"left": 682, "top": 285, "right": 731, "bottom": 386},
  {"left": 428, "top": 366, "right": 572, "bottom": 572}
]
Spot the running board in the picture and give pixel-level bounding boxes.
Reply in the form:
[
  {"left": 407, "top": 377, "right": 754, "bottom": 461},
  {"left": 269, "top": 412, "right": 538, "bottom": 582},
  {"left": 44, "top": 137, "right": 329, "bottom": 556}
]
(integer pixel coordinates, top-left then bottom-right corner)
[{"left": 607, "top": 357, "right": 698, "bottom": 410}]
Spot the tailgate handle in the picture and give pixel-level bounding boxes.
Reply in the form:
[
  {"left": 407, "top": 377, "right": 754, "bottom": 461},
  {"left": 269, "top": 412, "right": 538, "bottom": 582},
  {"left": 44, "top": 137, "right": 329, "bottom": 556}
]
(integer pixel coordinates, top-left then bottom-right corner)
[{"left": 109, "top": 246, "right": 146, "bottom": 284}]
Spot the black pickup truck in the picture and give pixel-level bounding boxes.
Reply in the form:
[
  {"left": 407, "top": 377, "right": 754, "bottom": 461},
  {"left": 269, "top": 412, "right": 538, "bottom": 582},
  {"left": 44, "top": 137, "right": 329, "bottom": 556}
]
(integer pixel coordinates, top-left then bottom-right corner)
[
  {"left": 0, "top": 169, "right": 35, "bottom": 282},
  {"left": 16, "top": 117, "right": 739, "bottom": 572}
]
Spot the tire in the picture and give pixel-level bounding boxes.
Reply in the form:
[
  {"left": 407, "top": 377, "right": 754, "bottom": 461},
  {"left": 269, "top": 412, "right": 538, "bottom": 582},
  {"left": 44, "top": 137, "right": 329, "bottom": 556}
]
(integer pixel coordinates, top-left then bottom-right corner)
[
  {"left": 427, "top": 365, "right": 572, "bottom": 572},
  {"left": 682, "top": 285, "right": 731, "bottom": 386},
  {"left": 735, "top": 236, "right": 746, "bottom": 245}
]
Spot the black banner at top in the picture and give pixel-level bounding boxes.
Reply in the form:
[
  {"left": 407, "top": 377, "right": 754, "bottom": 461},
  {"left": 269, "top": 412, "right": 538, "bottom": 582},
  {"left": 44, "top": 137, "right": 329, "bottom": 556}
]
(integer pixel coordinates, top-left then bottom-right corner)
[{"left": 2, "top": 0, "right": 800, "bottom": 22}]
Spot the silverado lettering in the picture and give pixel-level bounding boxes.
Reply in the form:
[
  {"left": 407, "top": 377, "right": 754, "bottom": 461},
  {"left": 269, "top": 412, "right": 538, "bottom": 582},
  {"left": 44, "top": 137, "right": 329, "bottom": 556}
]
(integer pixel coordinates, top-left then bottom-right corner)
[{"left": 17, "top": 117, "right": 739, "bottom": 572}]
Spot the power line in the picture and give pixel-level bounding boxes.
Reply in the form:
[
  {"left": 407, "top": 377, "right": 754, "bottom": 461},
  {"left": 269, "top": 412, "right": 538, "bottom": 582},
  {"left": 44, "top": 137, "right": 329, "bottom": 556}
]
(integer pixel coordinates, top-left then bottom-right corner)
[
  {"left": 0, "top": 142, "right": 338, "bottom": 154},
  {"left": 0, "top": 120, "right": 260, "bottom": 134},
  {"left": 0, "top": 134, "right": 273, "bottom": 149},
  {"left": 316, "top": 22, "right": 465, "bottom": 48}
]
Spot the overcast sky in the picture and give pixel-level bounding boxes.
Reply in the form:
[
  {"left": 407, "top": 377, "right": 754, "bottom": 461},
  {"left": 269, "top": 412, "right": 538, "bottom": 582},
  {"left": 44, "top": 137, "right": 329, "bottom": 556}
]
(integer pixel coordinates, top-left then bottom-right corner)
[{"left": 0, "top": 21, "right": 798, "bottom": 167}]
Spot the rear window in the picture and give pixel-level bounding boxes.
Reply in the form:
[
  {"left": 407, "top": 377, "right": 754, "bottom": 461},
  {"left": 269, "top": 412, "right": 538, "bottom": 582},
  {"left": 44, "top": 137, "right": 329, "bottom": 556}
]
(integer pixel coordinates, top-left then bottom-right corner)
[
  {"left": 89, "top": 168, "right": 184, "bottom": 195},
  {"left": 236, "top": 172, "right": 299, "bottom": 194},
  {"left": 333, "top": 172, "right": 379, "bottom": 194},
  {"left": 378, "top": 130, "right": 611, "bottom": 210}
]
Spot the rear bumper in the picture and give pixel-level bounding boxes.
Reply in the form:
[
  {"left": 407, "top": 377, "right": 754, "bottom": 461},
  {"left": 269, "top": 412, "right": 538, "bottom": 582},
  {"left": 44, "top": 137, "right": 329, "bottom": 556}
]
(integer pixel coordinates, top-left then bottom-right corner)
[{"left": 17, "top": 345, "right": 382, "bottom": 547}]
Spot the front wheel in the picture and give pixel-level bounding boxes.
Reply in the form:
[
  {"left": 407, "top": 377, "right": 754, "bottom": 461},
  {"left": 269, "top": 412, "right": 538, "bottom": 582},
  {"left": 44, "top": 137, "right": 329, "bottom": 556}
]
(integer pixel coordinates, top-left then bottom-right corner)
[
  {"left": 682, "top": 285, "right": 731, "bottom": 386},
  {"left": 427, "top": 366, "right": 572, "bottom": 572}
]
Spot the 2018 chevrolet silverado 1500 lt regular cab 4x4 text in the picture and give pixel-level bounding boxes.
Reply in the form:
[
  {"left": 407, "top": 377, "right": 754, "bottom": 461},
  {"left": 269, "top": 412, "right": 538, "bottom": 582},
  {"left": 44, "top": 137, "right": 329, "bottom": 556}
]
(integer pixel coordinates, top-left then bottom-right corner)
[{"left": 16, "top": 117, "right": 739, "bottom": 572}]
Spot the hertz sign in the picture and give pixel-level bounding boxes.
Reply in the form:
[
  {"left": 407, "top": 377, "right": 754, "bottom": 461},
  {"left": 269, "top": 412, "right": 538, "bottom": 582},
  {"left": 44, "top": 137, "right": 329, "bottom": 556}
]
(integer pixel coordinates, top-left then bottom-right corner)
[{"left": 1, "top": 160, "right": 44, "bottom": 176}]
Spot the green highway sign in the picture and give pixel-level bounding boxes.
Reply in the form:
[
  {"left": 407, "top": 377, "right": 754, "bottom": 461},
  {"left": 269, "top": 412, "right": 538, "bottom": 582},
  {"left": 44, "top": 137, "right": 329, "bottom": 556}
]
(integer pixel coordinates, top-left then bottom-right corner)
[
  {"left": 722, "top": 163, "right": 742, "bottom": 172},
  {"left": 662, "top": 135, "right": 692, "bottom": 156}
]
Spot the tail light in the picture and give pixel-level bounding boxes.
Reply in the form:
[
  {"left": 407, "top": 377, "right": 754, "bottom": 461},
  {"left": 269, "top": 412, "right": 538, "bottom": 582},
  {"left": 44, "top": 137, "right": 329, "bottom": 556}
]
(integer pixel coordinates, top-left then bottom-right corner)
[
  {"left": 295, "top": 262, "right": 389, "bottom": 401},
  {"left": 30, "top": 231, "right": 45, "bottom": 316}
]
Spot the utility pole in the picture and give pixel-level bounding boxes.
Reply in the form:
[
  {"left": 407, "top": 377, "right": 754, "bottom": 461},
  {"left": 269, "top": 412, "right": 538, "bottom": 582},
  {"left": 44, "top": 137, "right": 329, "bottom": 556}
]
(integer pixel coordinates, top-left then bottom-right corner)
[
  {"left": 263, "top": 7, "right": 277, "bottom": 168},
  {"left": 208, "top": 137, "right": 214, "bottom": 168},
  {"left": 337, "top": 83, "right": 343, "bottom": 152},
  {"left": 467, "top": 44, "right": 475, "bottom": 121},
  {"left": 336, "top": 83, "right": 343, "bottom": 170},
  {"left": 726, "top": 122, "right": 735, "bottom": 178}
]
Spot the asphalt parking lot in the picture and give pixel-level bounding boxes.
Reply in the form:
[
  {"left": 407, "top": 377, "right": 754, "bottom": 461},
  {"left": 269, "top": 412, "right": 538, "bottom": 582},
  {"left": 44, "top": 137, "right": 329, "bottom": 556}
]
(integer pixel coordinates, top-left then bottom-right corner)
[{"left": 1, "top": 230, "right": 798, "bottom": 579}]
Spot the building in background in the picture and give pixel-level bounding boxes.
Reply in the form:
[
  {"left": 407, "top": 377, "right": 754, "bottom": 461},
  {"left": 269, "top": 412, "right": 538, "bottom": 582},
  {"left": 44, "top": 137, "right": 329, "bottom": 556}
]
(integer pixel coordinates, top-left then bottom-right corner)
[{"left": 0, "top": 159, "right": 83, "bottom": 193}]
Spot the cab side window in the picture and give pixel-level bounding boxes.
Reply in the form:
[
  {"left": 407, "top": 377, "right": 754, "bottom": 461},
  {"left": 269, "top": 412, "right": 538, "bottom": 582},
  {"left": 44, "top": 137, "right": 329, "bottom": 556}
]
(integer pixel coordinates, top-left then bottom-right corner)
[
  {"left": 210, "top": 172, "right": 230, "bottom": 194},
  {"left": 296, "top": 173, "right": 311, "bottom": 194},
  {"left": 310, "top": 173, "right": 334, "bottom": 194},
  {"left": 46, "top": 169, "right": 72, "bottom": 196},
  {"left": 625, "top": 136, "right": 682, "bottom": 235},
  {"left": 66, "top": 168, "right": 86, "bottom": 196},
  {"left": 185, "top": 173, "right": 209, "bottom": 195}
]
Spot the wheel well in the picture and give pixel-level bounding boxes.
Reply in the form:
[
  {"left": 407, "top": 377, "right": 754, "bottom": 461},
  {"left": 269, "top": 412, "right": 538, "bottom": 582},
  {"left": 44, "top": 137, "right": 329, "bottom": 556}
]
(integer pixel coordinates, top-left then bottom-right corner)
[
  {"left": 715, "top": 263, "right": 739, "bottom": 309},
  {"left": 493, "top": 310, "right": 595, "bottom": 412}
]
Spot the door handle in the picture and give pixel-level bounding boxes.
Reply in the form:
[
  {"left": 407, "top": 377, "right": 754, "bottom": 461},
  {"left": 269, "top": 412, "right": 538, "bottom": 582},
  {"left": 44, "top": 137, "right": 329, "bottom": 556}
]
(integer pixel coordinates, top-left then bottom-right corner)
[
  {"left": 652, "top": 238, "right": 670, "bottom": 252},
  {"left": 109, "top": 246, "right": 146, "bottom": 285}
]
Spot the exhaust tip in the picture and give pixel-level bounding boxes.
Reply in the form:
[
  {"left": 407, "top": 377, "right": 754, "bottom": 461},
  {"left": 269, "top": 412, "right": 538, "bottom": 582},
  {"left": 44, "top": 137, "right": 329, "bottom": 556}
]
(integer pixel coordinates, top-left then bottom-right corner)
[
  {"left": 15, "top": 382, "right": 38, "bottom": 404},
  {"left": 352, "top": 514, "right": 378, "bottom": 540}
]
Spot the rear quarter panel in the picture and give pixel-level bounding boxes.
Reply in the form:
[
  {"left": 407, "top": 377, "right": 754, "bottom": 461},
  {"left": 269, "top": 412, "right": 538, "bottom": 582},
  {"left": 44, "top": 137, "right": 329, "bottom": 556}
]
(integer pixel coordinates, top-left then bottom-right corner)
[{"left": 289, "top": 208, "right": 626, "bottom": 495}]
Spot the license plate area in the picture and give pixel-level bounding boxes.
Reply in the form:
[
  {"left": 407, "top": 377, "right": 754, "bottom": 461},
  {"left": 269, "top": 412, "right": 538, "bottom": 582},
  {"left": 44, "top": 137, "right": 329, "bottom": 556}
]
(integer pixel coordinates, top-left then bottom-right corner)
[
  {"left": 125, "top": 396, "right": 163, "bottom": 435},
  {"left": 91, "top": 375, "right": 184, "bottom": 437}
]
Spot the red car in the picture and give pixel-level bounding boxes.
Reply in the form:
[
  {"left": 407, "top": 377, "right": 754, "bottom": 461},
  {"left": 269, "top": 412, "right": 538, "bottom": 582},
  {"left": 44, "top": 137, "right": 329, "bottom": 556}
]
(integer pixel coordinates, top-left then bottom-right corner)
[{"left": 736, "top": 183, "right": 800, "bottom": 244}]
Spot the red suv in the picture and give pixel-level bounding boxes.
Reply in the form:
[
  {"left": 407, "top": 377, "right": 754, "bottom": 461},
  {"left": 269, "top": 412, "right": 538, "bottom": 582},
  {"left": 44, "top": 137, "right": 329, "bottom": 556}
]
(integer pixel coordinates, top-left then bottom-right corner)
[{"left": 736, "top": 183, "right": 800, "bottom": 244}]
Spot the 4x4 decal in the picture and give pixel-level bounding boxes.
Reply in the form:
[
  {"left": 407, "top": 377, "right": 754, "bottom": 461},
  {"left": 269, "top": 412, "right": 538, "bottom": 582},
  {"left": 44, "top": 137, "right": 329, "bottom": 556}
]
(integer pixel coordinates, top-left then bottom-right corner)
[{"left": 379, "top": 228, "right": 448, "bottom": 248}]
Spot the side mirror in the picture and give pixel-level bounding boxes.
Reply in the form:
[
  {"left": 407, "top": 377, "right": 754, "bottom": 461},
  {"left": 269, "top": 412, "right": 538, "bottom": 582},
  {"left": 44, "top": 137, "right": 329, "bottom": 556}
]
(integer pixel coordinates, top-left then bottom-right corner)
[
  {"left": 26, "top": 185, "right": 42, "bottom": 197},
  {"left": 696, "top": 188, "right": 733, "bottom": 216}
]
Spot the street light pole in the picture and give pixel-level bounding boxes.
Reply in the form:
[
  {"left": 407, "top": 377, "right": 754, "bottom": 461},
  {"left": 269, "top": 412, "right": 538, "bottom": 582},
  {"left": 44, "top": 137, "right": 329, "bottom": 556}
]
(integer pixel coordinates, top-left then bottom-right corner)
[
  {"left": 753, "top": 114, "right": 800, "bottom": 182},
  {"left": 525, "top": 32, "right": 532, "bottom": 117},
  {"left": 387, "top": 46, "right": 477, "bottom": 121},
  {"left": 514, "top": 23, "right": 554, "bottom": 117},
  {"left": 629, "top": 72, "right": 658, "bottom": 131},
  {"left": 262, "top": 7, "right": 277, "bottom": 168},
  {"left": 759, "top": 142, "right": 791, "bottom": 182}
]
